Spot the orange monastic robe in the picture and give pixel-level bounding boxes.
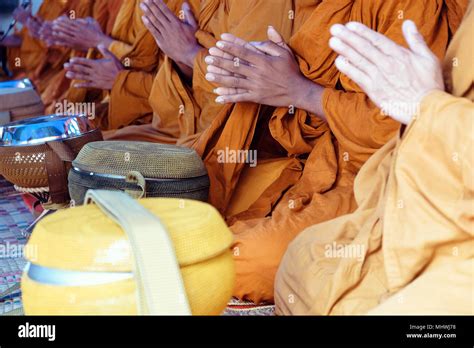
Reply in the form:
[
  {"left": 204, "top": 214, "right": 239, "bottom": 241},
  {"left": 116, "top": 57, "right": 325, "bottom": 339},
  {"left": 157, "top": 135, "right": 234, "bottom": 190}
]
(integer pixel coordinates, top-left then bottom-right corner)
[
  {"left": 276, "top": 2, "right": 473, "bottom": 315},
  {"left": 31, "top": 0, "right": 94, "bottom": 102},
  {"left": 104, "top": 0, "right": 196, "bottom": 130},
  {"left": 105, "top": 0, "right": 311, "bottom": 142},
  {"left": 64, "top": 0, "right": 187, "bottom": 130},
  {"left": 43, "top": 0, "right": 124, "bottom": 114},
  {"left": 109, "top": 0, "right": 465, "bottom": 303},
  {"left": 6, "top": 0, "right": 72, "bottom": 79},
  {"left": 208, "top": 0, "right": 465, "bottom": 303}
]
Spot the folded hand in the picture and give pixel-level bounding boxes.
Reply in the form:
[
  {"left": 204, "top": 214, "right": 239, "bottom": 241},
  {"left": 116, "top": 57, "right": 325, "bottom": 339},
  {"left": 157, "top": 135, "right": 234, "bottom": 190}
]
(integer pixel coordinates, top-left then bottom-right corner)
[
  {"left": 25, "top": 16, "right": 43, "bottom": 40},
  {"left": 38, "top": 20, "right": 54, "bottom": 47},
  {"left": 13, "top": 4, "right": 32, "bottom": 25},
  {"left": 140, "top": 0, "right": 200, "bottom": 75},
  {"left": 51, "top": 16, "right": 112, "bottom": 51},
  {"left": 65, "top": 45, "right": 124, "bottom": 90},
  {"left": 205, "top": 26, "right": 315, "bottom": 110},
  {"left": 329, "top": 20, "right": 444, "bottom": 125}
]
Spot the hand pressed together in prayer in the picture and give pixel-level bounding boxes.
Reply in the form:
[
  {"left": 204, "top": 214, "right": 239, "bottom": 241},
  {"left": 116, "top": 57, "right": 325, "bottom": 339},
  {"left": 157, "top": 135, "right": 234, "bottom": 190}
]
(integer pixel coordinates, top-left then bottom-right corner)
[
  {"left": 140, "top": 0, "right": 200, "bottom": 78},
  {"left": 25, "top": 16, "right": 43, "bottom": 41},
  {"left": 51, "top": 16, "right": 113, "bottom": 52},
  {"left": 12, "top": 4, "right": 32, "bottom": 25},
  {"left": 38, "top": 20, "right": 55, "bottom": 47},
  {"left": 64, "top": 45, "right": 124, "bottom": 90},
  {"left": 205, "top": 26, "right": 326, "bottom": 118},
  {"left": 329, "top": 20, "right": 444, "bottom": 125},
  {"left": 0, "top": 5, "right": 30, "bottom": 47}
]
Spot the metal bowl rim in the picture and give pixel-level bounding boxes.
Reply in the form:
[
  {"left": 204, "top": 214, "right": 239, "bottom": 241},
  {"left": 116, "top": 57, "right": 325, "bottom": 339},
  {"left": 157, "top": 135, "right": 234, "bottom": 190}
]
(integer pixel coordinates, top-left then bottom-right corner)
[
  {"left": 0, "top": 129, "right": 99, "bottom": 147},
  {"left": 0, "top": 114, "right": 96, "bottom": 147},
  {"left": 0, "top": 114, "right": 90, "bottom": 128},
  {"left": 0, "top": 78, "right": 33, "bottom": 89}
]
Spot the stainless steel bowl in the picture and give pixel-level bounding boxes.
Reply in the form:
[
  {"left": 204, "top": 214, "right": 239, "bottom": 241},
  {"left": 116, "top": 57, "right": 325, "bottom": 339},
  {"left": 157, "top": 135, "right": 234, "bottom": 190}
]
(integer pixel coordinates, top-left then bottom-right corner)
[
  {"left": 0, "top": 114, "right": 97, "bottom": 147},
  {"left": 0, "top": 78, "right": 33, "bottom": 89}
]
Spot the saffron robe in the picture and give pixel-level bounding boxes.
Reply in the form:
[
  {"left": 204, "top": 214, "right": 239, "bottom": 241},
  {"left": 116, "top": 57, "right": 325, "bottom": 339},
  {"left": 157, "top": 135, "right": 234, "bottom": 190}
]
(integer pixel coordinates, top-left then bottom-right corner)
[
  {"left": 104, "top": 0, "right": 198, "bottom": 130},
  {"left": 31, "top": 0, "right": 95, "bottom": 103},
  {"left": 107, "top": 0, "right": 466, "bottom": 303},
  {"left": 6, "top": 0, "right": 71, "bottom": 79},
  {"left": 41, "top": 0, "right": 124, "bottom": 113},
  {"left": 275, "top": 1, "right": 473, "bottom": 315},
  {"left": 65, "top": 0, "right": 191, "bottom": 130}
]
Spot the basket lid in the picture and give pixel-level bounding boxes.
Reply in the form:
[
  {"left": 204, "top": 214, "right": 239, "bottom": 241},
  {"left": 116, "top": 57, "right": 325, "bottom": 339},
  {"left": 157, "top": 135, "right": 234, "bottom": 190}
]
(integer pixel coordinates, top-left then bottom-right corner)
[
  {"left": 26, "top": 198, "right": 233, "bottom": 272},
  {"left": 72, "top": 141, "right": 208, "bottom": 179}
]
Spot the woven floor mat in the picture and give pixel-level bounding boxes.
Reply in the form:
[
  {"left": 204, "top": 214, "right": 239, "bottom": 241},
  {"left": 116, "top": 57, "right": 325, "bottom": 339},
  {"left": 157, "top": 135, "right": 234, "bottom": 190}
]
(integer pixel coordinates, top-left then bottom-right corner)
[
  {"left": 0, "top": 177, "right": 33, "bottom": 315},
  {"left": 223, "top": 298, "right": 275, "bottom": 316}
]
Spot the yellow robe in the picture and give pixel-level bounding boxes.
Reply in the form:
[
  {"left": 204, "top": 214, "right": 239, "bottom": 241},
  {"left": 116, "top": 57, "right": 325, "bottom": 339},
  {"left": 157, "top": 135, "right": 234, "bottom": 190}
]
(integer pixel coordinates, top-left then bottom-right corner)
[{"left": 275, "top": 3, "right": 474, "bottom": 315}]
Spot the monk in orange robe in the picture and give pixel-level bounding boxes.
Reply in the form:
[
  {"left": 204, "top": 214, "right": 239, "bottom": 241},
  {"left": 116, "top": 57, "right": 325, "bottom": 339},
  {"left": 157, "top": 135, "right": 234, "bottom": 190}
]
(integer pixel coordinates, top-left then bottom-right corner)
[
  {"left": 26, "top": 0, "right": 96, "bottom": 99},
  {"left": 105, "top": 0, "right": 314, "bottom": 143},
  {"left": 107, "top": 0, "right": 463, "bottom": 303},
  {"left": 0, "top": 4, "right": 33, "bottom": 79},
  {"left": 37, "top": 0, "right": 126, "bottom": 112},
  {"left": 40, "top": 0, "right": 124, "bottom": 114},
  {"left": 1, "top": 0, "right": 76, "bottom": 80},
  {"left": 206, "top": 0, "right": 467, "bottom": 304},
  {"left": 62, "top": 0, "right": 196, "bottom": 131},
  {"left": 276, "top": 2, "right": 473, "bottom": 314}
]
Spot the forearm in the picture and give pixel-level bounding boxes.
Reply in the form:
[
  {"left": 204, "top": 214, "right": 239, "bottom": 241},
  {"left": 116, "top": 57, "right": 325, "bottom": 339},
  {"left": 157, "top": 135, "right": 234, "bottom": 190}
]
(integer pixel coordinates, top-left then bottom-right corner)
[
  {"left": 175, "top": 61, "right": 193, "bottom": 80},
  {"left": 97, "top": 35, "right": 114, "bottom": 50},
  {"left": 294, "top": 78, "right": 327, "bottom": 121},
  {"left": 174, "top": 44, "right": 203, "bottom": 80}
]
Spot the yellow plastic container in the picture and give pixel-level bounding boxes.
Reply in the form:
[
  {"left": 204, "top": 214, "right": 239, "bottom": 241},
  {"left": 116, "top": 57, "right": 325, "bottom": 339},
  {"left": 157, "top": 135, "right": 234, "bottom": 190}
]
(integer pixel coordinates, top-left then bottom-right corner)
[{"left": 22, "top": 191, "right": 235, "bottom": 315}]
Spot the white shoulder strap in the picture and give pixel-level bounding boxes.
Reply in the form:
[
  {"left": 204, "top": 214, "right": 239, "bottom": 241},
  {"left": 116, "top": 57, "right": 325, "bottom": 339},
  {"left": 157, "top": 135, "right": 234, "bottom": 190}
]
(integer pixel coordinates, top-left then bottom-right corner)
[{"left": 84, "top": 190, "right": 191, "bottom": 315}]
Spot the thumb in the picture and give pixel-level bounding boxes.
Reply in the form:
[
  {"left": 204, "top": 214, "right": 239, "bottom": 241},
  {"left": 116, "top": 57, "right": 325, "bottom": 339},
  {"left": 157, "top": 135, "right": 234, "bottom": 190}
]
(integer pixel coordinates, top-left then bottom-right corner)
[
  {"left": 251, "top": 41, "right": 285, "bottom": 57},
  {"left": 402, "top": 20, "right": 433, "bottom": 58},
  {"left": 267, "top": 26, "right": 291, "bottom": 53},
  {"left": 182, "top": 2, "right": 197, "bottom": 29}
]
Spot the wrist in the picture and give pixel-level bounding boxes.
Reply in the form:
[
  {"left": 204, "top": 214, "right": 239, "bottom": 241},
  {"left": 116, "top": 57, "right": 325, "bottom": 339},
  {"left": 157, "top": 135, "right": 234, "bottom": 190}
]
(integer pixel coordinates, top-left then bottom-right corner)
[
  {"left": 176, "top": 61, "right": 193, "bottom": 80},
  {"left": 293, "top": 76, "right": 310, "bottom": 108},
  {"left": 293, "top": 76, "right": 325, "bottom": 119},
  {"left": 180, "top": 44, "right": 201, "bottom": 68},
  {"left": 18, "top": 14, "right": 32, "bottom": 26},
  {"left": 97, "top": 35, "right": 113, "bottom": 50}
]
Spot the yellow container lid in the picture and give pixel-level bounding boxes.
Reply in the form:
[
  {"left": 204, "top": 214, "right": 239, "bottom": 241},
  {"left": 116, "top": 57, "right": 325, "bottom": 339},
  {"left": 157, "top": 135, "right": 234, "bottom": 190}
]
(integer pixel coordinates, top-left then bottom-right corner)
[{"left": 27, "top": 198, "right": 233, "bottom": 273}]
